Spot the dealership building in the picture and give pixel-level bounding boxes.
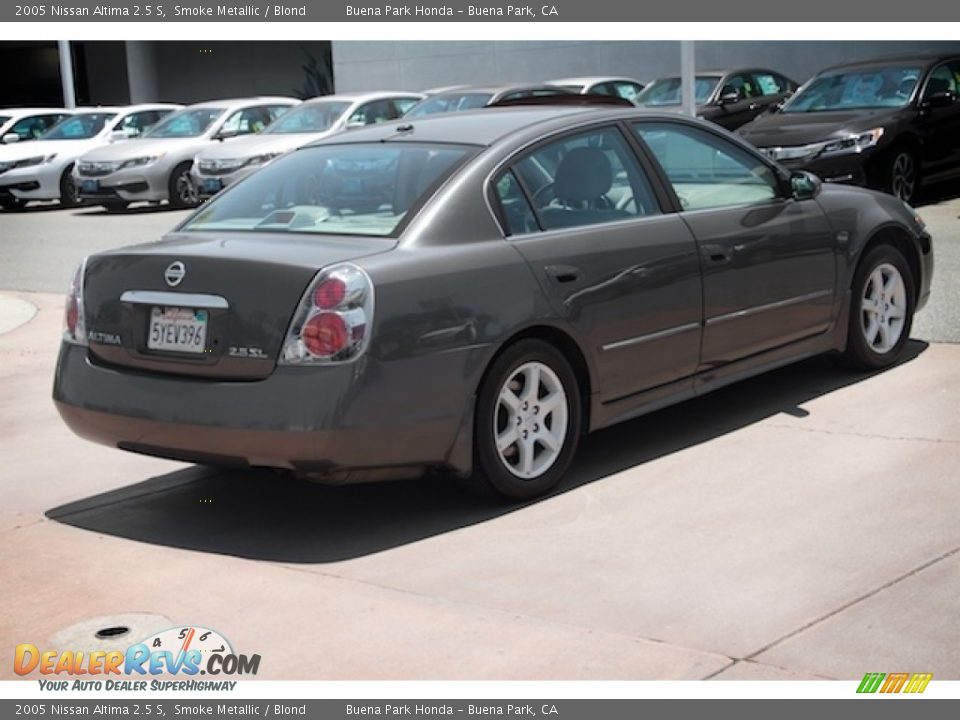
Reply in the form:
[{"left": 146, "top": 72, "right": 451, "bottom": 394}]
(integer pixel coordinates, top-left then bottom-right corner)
[{"left": 3, "top": 40, "right": 960, "bottom": 107}]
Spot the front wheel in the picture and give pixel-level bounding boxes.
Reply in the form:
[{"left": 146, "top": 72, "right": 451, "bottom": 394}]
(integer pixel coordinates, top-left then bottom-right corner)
[
  {"left": 168, "top": 163, "right": 198, "bottom": 208},
  {"left": 59, "top": 167, "right": 81, "bottom": 207},
  {"left": 841, "top": 244, "right": 915, "bottom": 370},
  {"left": 473, "top": 340, "right": 582, "bottom": 500},
  {"left": 885, "top": 147, "right": 919, "bottom": 203}
]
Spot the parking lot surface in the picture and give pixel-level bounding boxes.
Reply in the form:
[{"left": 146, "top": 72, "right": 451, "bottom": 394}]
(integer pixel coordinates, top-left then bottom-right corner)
[{"left": 0, "top": 196, "right": 958, "bottom": 680}]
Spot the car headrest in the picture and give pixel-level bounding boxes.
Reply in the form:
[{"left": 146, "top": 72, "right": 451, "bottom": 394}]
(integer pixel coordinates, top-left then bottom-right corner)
[{"left": 554, "top": 147, "right": 613, "bottom": 205}]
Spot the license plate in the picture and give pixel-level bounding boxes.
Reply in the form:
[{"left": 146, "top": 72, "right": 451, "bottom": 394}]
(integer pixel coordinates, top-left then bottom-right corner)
[
  {"left": 202, "top": 178, "right": 223, "bottom": 193},
  {"left": 81, "top": 179, "right": 99, "bottom": 193},
  {"left": 147, "top": 307, "right": 208, "bottom": 354}
]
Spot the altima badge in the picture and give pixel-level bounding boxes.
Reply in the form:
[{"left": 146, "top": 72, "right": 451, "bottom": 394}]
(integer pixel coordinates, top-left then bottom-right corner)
[{"left": 165, "top": 261, "right": 186, "bottom": 287}]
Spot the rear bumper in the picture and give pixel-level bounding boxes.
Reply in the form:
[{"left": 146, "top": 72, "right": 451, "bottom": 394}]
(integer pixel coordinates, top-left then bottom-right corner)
[{"left": 53, "top": 341, "right": 485, "bottom": 481}]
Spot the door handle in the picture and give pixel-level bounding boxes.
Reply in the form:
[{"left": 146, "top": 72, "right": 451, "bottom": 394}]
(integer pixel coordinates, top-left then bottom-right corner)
[{"left": 544, "top": 265, "right": 582, "bottom": 283}]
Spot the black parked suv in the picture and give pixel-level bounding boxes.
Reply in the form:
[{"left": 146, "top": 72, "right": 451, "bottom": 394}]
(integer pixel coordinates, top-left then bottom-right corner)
[{"left": 739, "top": 55, "right": 960, "bottom": 203}]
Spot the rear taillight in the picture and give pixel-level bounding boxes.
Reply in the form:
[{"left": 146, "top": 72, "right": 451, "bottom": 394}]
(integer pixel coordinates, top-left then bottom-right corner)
[
  {"left": 280, "top": 263, "right": 373, "bottom": 364},
  {"left": 63, "top": 260, "right": 87, "bottom": 346}
]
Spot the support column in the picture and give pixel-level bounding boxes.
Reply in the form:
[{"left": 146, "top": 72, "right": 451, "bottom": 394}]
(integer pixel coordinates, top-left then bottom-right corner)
[
  {"left": 125, "top": 41, "right": 160, "bottom": 103},
  {"left": 680, "top": 40, "right": 696, "bottom": 118},
  {"left": 58, "top": 40, "right": 76, "bottom": 108}
]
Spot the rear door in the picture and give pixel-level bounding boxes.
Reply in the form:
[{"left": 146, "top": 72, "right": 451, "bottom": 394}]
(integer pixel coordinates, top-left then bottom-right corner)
[
  {"left": 493, "top": 124, "right": 703, "bottom": 403},
  {"left": 632, "top": 120, "right": 837, "bottom": 369}
]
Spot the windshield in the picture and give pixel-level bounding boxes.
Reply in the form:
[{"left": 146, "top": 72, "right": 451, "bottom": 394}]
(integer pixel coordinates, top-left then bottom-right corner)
[
  {"left": 405, "top": 93, "right": 494, "bottom": 117},
  {"left": 182, "top": 143, "right": 474, "bottom": 237},
  {"left": 265, "top": 101, "right": 351, "bottom": 134},
  {"left": 42, "top": 113, "right": 116, "bottom": 140},
  {"left": 635, "top": 77, "right": 719, "bottom": 107},
  {"left": 145, "top": 107, "right": 224, "bottom": 138},
  {"left": 783, "top": 65, "right": 921, "bottom": 112}
]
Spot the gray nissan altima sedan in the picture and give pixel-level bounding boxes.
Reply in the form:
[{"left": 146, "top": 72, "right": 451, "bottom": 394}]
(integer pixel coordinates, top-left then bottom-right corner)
[{"left": 53, "top": 105, "right": 933, "bottom": 499}]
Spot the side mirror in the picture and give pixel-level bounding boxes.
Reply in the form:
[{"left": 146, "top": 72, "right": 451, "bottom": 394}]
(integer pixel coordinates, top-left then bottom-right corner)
[
  {"left": 790, "top": 170, "right": 821, "bottom": 200},
  {"left": 2, "top": 133, "right": 20, "bottom": 144},
  {"left": 718, "top": 90, "right": 741, "bottom": 106},
  {"left": 108, "top": 130, "right": 129, "bottom": 142},
  {"left": 345, "top": 118, "right": 366, "bottom": 129},
  {"left": 922, "top": 91, "right": 956, "bottom": 109},
  {"left": 216, "top": 128, "right": 239, "bottom": 141}
]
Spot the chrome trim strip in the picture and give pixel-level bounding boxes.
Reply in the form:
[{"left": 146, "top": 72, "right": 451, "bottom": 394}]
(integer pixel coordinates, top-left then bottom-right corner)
[
  {"left": 705, "top": 289, "right": 832, "bottom": 327},
  {"left": 120, "top": 290, "right": 229, "bottom": 309},
  {"left": 601, "top": 322, "right": 700, "bottom": 352}
]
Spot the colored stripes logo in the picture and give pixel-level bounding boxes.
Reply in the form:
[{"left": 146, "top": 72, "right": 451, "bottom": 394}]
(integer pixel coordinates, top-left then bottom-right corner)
[{"left": 857, "top": 672, "right": 933, "bottom": 694}]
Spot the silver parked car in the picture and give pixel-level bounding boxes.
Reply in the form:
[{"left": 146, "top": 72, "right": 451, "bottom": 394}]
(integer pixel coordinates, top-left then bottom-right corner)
[
  {"left": 54, "top": 105, "right": 932, "bottom": 499},
  {"left": 73, "top": 97, "right": 298, "bottom": 211},
  {"left": 0, "top": 105, "right": 180, "bottom": 210},
  {"left": 0, "top": 107, "right": 72, "bottom": 145},
  {"left": 547, "top": 76, "right": 646, "bottom": 103},
  {"left": 191, "top": 92, "right": 423, "bottom": 199}
]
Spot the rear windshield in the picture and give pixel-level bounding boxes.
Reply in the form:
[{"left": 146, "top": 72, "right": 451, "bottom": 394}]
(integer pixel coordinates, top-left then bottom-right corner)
[
  {"left": 265, "top": 101, "right": 351, "bottom": 134},
  {"left": 42, "top": 113, "right": 116, "bottom": 140},
  {"left": 635, "top": 77, "right": 719, "bottom": 106},
  {"left": 405, "top": 93, "right": 494, "bottom": 117},
  {"left": 145, "top": 107, "right": 224, "bottom": 138},
  {"left": 181, "top": 142, "right": 475, "bottom": 237},
  {"left": 782, "top": 65, "right": 922, "bottom": 112}
]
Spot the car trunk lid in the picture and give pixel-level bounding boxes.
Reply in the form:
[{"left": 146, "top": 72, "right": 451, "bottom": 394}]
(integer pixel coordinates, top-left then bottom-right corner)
[{"left": 82, "top": 231, "right": 394, "bottom": 379}]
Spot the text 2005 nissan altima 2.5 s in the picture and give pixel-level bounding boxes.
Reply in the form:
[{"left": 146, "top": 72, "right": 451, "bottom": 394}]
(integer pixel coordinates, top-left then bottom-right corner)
[{"left": 53, "top": 106, "right": 933, "bottom": 499}]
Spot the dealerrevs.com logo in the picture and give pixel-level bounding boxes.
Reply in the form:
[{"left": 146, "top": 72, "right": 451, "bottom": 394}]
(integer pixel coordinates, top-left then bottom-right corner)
[
  {"left": 14, "top": 626, "right": 260, "bottom": 691},
  {"left": 857, "top": 672, "right": 933, "bottom": 694}
]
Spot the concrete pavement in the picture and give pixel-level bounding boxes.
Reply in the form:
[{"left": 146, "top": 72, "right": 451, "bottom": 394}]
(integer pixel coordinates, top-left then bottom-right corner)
[{"left": 1, "top": 292, "right": 957, "bottom": 680}]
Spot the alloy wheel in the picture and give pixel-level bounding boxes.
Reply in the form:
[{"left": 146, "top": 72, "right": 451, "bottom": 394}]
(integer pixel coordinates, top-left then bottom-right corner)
[
  {"left": 176, "top": 171, "right": 198, "bottom": 206},
  {"left": 890, "top": 152, "right": 916, "bottom": 202},
  {"left": 494, "top": 361, "right": 569, "bottom": 479},
  {"left": 860, "top": 262, "right": 907, "bottom": 354}
]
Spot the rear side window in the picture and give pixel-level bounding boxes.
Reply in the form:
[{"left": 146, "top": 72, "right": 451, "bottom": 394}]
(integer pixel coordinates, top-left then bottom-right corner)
[
  {"left": 634, "top": 122, "right": 780, "bottom": 210},
  {"left": 754, "top": 72, "right": 786, "bottom": 96},
  {"left": 494, "top": 171, "right": 538, "bottom": 235},
  {"left": 507, "top": 126, "right": 660, "bottom": 232}
]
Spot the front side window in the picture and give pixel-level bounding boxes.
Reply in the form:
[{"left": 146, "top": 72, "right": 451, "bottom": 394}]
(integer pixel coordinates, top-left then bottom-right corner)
[
  {"left": 783, "top": 65, "right": 921, "bottom": 112},
  {"left": 348, "top": 99, "right": 400, "bottom": 126},
  {"left": 721, "top": 74, "right": 759, "bottom": 100},
  {"left": 9, "top": 113, "right": 67, "bottom": 140},
  {"left": 116, "top": 109, "right": 169, "bottom": 138},
  {"left": 42, "top": 113, "right": 116, "bottom": 140},
  {"left": 635, "top": 76, "right": 721, "bottom": 107},
  {"left": 510, "top": 127, "right": 659, "bottom": 231},
  {"left": 182, "top": 142, "right": 474, "bottom": 238},
  {"left": 220, "top": 106, "right": 283, "bottom": 136},
  {"left": 265, "top": 102, "right": 351, "bottom": 134},
  {"left": 923, "top": 61, "right": 960, "bottom": 99},
  {"left": 634, "top": 122, "right": 779, "bottom": 211},
  {"left": 146, "top": 108, "right": 224, "bottom": 138}
]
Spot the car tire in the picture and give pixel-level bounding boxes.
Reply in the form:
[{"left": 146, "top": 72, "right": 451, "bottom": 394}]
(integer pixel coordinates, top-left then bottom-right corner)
[
  {"left": 841, "top": 244, "right": 915, "bottom": 370},
  {"left": 59, "top": 166, "right": 81, "bottom": 207},
  {"left": 473, "top": 339, "right": 582, "bottom": 500},
  {"left": 884, "top": 145, "right": 919, "bottom": 204},
  {"left": 168, "top": 162, "right": 198, "bottom": 209},
  {"left": 101, "top": 200, "right": 129, "bottom": 213},
  {"left": 0, "top": 196, "right": 26, "bottom": 210}
]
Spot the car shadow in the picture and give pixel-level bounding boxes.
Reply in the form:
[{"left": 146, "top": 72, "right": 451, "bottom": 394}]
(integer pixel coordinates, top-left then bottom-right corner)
[
  {"left": 46, "top": 340, "right": 928, "bottom": 564},
  {"left": 915, "top": 177, "right": 960, "bottom": 207}
]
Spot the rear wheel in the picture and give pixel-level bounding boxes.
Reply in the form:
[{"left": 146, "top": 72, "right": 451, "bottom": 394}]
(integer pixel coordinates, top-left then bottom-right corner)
[
  {"left": 168, "top": 162, "right": 198, "bottom": 208},
  {"left": 59, "top": 166, "right": 81, "bottom": 207},
  {"left": 473, "top": 340, "right": 582, "bottom": 500},
  {"left": 841, "top": 244, "right": 915, "bottom": 370}
]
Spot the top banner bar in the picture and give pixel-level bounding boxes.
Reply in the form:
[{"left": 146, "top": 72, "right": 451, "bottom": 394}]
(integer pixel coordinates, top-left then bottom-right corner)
[{"left": 5, "top": 0, "right": 960, "bottom": 22}]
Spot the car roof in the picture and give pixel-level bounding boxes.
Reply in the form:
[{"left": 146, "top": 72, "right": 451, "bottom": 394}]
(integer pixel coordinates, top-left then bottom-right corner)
[
  {"left": 548, "top": 76, "right": 644, "bottom": 85},
  {"left": 302, "top": 91, "right": 424, "bottom": 105},
  {"left": 425, "top": 83, "right": 565, "bottom": 95},
  {"left": 71, "top": 103, "right": 183, "bottom": 113},
  {"left": 181, "top": 97, "right": 300, "bottom": 109},
  {"left": 305, "top": 105, "right": 683, "bottom": 148},
  {"left": 815, "top": 53, "right": 960, "bottom": 73},
  {"left": 0, "top": 107, "right": 72, "bottom": 116}
]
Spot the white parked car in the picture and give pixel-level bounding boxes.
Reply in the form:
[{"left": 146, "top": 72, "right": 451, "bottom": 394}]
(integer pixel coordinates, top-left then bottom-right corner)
[
  {"left": 191, "top": 92, "right": 423, "bottom": 199},
  {"left": 74, "top": 97, "right": 298, "bottom": 211},
  {"left": 0, "top": 104, "right": 178, "bottom": 210},
  {"left": 547, "top": 76, "right": 646, "bottom": 103},
  {"left": 0, "top": 107, "right": 72, "bottom": 145}
]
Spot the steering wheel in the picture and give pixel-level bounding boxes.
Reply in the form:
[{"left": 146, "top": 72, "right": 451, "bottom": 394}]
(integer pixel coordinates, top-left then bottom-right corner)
[
  {"left": 531, "top": 181, "right": 556, "bottom": 207},
  {"left": 616, "top": 191, "right": 636, "bottom": 212}
]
